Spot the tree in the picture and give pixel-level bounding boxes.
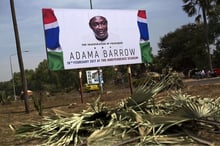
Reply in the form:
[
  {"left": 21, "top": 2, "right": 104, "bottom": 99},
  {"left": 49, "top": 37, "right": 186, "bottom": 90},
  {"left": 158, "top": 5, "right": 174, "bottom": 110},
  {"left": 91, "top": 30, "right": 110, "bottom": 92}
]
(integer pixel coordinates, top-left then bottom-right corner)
[
  {"left": 212, "top": 44, "right": 220, "bottom": 67},
  {"left": 32, "top": 60, "right": 80, "bottom": 92},
  {"left": 33, "top": 60, "right": 58, "bottom": 92},
  {"left": 182, "top": 0, "right": 218, "bottom": 71},
  {"left": 207, "top": 1, "right": 220, "bottom": 68},
  {"left": 157, "top": 24, "right": 208, "bottom": 74},
  {"left": 56, "top": 70, "right": 79, "bottom": 91},
  {"left": 11, "top": 70, "right": 34, "bottom": 97}
]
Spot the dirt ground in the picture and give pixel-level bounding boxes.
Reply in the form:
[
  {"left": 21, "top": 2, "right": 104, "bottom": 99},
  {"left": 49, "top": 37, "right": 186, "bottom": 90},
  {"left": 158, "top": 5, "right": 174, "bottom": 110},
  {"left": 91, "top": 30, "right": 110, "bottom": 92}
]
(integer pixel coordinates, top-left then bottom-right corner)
[{"left": 1, "top": 80, "right": 220, "bottom": 145}]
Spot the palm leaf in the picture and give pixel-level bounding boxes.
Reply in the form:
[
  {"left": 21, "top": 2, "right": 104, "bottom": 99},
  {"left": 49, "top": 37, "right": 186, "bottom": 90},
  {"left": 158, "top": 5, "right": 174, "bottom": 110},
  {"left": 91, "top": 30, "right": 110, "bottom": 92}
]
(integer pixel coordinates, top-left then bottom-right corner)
[
  {"left": 126, "top": 75, "right": 171, "bottom": 109},
  {"left": 87, "top": 96, "right": 106, "bottom": 113},
  {"left": 178, "top": 101, "right": 218, "bottom": 119}
]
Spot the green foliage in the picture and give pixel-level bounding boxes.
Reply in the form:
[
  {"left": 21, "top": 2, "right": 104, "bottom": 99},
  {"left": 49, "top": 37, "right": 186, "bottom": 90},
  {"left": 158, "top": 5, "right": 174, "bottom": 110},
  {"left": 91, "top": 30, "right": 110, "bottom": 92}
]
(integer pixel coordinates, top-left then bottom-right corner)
[
  {"left": 0, "top": 59, "right": 123, "bottom": 96},
  {"left": 0, "top": 90, "right": 11, "bottom": 105},
  {"left": 0, "top": 81, "right": 12, "bottom": 96},
  {"left": 32, "top": 94, "right": 43, "bottom": 116},
  {"left": 182, "top": 0, "right": 219, "bottom": 71},
  {"left": 210, "top": 2, "right": 220, "bottom": 68},
  {"left": 102, "top": 66, "right": 116, "bottom": 83},
  {"left": 158, "top": 24, "right": 208, "bottom": 72},
  {"left": 154, "top": 0, "right": 219, "bottom": 73}
]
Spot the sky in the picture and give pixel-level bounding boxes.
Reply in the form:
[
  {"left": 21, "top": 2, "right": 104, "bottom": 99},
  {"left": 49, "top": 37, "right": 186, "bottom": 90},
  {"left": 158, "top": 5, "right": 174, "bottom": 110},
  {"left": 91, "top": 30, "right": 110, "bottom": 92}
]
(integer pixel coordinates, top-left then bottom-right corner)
[{"left": 0, "top": 0, "right": 194, "bottom": 82}]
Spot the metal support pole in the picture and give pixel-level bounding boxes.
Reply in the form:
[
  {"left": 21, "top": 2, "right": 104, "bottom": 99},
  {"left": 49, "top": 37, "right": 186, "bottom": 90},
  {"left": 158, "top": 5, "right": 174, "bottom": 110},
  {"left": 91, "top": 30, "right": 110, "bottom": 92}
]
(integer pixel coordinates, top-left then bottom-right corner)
[
  {"left": 98, "top": 68, "right": 103, "bottom": 95},
  {"left": 9, "top": 50, "right": 29, "bottom": 101},
  {"left": 89, "top": 0, "right": 93, "bottom": 9}
]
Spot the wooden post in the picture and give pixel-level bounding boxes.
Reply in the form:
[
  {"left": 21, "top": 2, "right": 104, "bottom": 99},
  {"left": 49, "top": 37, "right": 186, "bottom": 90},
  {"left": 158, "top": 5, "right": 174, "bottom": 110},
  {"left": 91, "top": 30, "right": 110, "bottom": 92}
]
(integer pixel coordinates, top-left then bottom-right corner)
[
  {"left": 10, "top": 0, "right": 29, "bottom": 113},
  {"left": 79, "top": 70, "right": 84, "bottom": 103},
  {"left": 127, "top": 65, "right": 133, "bottom": 95}
]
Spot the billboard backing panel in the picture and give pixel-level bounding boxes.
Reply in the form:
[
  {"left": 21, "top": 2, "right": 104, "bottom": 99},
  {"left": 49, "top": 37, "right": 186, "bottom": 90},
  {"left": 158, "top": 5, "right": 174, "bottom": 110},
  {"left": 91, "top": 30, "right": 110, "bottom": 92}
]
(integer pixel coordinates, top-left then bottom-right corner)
[{"left": 42, "top": 9, "right": 150, "bottom": 70}]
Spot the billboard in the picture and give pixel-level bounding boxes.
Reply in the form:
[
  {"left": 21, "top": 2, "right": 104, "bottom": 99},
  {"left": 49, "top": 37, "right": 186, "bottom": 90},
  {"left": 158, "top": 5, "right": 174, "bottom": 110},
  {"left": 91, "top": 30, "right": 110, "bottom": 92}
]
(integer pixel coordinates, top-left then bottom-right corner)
[{"left": 42, "top": 9, "right": 151, "bottom": 70}]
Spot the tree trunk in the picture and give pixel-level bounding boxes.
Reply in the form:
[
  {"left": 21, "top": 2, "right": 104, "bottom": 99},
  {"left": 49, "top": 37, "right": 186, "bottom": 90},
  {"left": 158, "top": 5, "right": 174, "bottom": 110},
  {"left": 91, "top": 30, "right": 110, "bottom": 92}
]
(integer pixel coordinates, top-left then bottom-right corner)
[{"left": 202, "top": 2, "right": 213, "bottom": 71}]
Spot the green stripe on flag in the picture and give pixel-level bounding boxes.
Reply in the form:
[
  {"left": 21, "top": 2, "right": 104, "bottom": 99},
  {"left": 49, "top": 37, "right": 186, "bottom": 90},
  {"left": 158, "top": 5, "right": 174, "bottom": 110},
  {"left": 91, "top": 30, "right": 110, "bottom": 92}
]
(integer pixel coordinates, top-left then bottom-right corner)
[
  {"left": 47, "top": 51, "right": 64, "bottom": 70},
  {"left": 140, "top": 41, "right": 152, "bottom": 63}
]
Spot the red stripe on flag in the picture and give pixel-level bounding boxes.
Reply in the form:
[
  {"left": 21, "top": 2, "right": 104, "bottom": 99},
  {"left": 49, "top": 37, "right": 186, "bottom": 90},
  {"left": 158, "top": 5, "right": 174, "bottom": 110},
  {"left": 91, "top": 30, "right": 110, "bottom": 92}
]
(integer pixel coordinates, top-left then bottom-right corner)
[
  {"left": 138, "top": 10, "right": 147, "bottom": 19},
  {"left": 42, "top": 8, "right": 57, "bottom": 24}
]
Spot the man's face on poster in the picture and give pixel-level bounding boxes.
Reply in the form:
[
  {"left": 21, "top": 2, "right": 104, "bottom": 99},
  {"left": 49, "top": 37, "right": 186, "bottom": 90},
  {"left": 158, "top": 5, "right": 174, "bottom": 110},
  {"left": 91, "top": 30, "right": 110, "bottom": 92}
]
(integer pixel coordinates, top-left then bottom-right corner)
[{"left": 89, "top": 16, "right": 108, "bottom": 41}]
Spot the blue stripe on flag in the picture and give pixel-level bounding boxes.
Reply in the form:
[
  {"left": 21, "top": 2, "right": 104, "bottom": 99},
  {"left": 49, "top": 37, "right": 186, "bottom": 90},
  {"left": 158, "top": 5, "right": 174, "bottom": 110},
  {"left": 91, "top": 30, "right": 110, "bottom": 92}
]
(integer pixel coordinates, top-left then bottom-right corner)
[
  {"left": 45, "top": 27, "right": 60, "bottom": 50},
  {"left": 137, "top": 22, "right": 149, "bottom": 41}
]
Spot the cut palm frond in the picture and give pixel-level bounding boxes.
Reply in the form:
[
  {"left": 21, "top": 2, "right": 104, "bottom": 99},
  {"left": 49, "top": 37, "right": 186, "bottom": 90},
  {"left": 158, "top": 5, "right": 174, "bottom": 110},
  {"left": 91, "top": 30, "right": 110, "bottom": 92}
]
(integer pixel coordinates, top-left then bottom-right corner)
[
  {"left": 16, "top": 112, "right": 93, "bottom": 146},
  {"left": 14, "top": 75, "right": 220, "bottom": 146},
  {"left": 126, "top": 75, "right": 171, "bottom": 109},
  {"left": 52, "top": 108, "right": 73, "bottom": 118},
  {"left": 86, "top": 96, "right": 106, "bottom": 113},
  {"left": 170, "top": 90, "right": 197, "bottom": 103},
  {"left": 141, "top": 134, "right": 193, "bottom": 145},
  {"left": 174, "top": 101, "right": 219, "bottom": 119}
]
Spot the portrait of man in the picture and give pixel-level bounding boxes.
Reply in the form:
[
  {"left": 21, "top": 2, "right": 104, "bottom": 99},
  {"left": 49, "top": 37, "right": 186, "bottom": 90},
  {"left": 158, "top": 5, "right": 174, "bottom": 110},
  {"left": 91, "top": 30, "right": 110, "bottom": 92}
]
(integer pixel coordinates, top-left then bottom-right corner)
[
  {"left": 89, "top": 16, "right": 108, "bottom": 41},
  {"left": 86, "top": 15, "right": 122, "bottom": 44}
]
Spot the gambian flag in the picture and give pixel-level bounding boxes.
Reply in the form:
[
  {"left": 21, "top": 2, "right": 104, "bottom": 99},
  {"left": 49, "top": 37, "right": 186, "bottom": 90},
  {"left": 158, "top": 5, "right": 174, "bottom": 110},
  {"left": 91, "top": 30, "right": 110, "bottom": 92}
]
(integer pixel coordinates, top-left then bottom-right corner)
[
  {"left": 42, "top": 8, "right": 64, "bottom": 70},
  {"left": 137, "top": 10, "right": 152, "bottom": 63}
]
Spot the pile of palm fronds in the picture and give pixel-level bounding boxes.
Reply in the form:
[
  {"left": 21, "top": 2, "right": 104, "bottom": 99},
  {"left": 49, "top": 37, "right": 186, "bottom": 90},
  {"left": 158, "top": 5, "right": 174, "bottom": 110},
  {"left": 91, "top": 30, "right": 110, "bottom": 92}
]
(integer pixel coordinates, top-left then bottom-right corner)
[{"left": 12, "top": 75, "right": 220, "bottom": 146}]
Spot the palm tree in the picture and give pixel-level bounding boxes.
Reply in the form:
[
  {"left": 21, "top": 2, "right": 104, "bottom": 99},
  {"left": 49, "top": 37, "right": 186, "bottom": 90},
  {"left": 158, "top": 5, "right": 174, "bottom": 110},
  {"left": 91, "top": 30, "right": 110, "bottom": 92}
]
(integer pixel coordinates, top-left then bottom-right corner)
[{"left": 182, "top": 0, "right": 217, "bottom": 71}]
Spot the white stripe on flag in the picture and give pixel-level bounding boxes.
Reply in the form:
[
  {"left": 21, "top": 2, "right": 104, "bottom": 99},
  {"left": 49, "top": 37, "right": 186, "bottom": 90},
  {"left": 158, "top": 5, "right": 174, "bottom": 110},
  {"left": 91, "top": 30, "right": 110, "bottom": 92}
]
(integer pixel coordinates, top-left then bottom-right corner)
[
  {"left": 137, "top": 17, "right": 147, "bottom": 23},
  {"left": 47, "top": 47, "right": 62, "bottom": 52},
  {"left": 44, "top": 21, "right": 59, "bottom": 30}
]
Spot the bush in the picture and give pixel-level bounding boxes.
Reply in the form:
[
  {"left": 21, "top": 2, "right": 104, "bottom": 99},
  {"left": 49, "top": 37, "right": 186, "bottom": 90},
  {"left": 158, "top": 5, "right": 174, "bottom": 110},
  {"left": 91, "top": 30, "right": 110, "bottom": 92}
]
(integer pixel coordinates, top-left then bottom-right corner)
[{"left": 0, "top": 91, "right": 11, "bottom": 105}]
